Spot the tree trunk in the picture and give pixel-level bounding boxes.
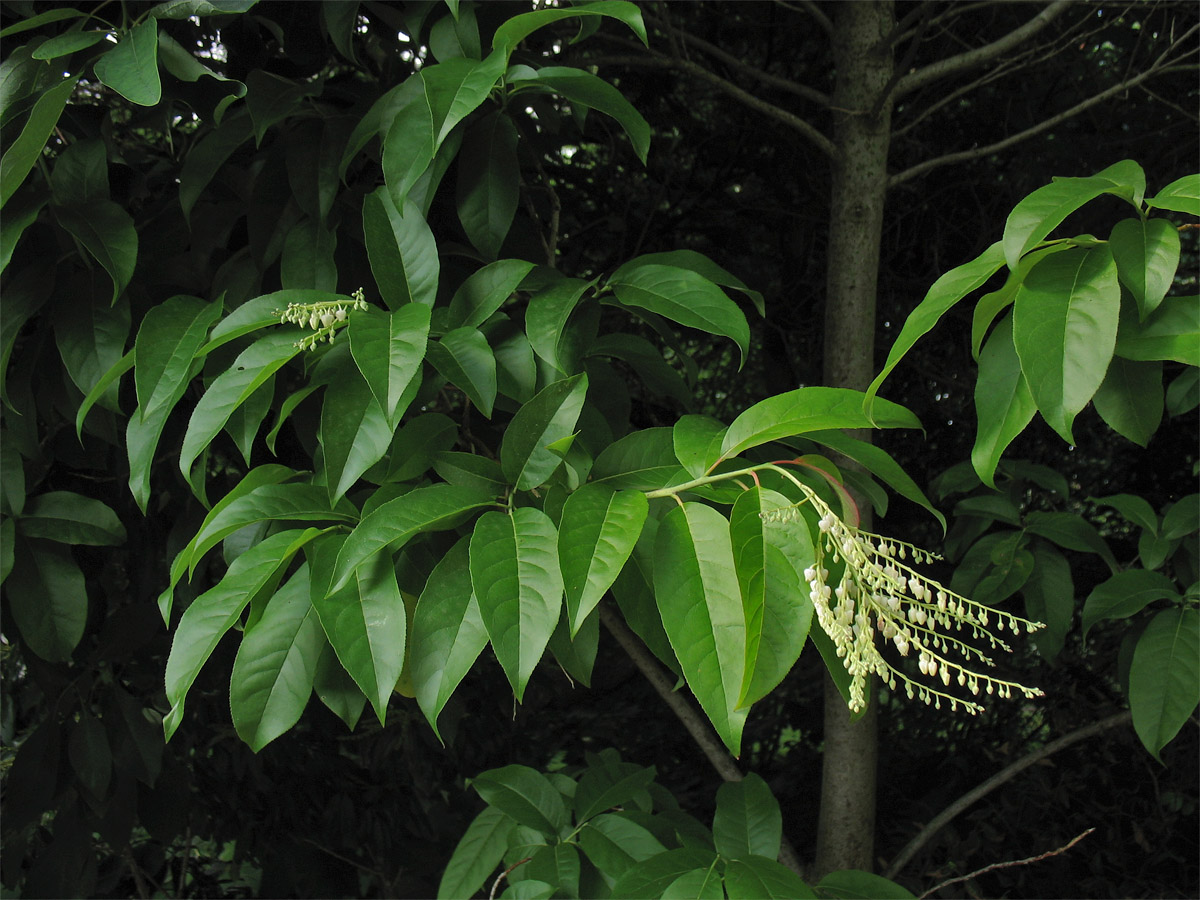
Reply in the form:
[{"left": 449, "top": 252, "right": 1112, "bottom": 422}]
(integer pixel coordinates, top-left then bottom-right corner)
[{"left": 814, "top": 0, "right": 895, "bottom": 878}]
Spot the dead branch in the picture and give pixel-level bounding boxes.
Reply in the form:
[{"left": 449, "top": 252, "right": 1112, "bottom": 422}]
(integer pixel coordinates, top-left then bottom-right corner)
[{"left": 917, "top": 828, "right": 1096, "bottom": 899}]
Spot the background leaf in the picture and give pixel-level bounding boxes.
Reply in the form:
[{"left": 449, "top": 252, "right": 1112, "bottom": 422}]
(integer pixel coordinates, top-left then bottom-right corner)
[{"left": 1129, "top": 607, "right": 1200, "bottom": 761}]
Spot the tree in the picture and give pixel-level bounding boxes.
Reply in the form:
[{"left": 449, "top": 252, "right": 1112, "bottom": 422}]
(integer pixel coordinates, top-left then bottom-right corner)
[{"left": 1, "top": 2, "right": 1196, "bottom": 898}]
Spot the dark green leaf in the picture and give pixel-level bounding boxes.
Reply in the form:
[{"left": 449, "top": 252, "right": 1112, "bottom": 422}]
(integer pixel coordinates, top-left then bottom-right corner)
[
  {"left": 178, "top": 112, "right": 253, "bottom": 220},
  {"left": 54, "top": 200, "right": 138, "bottom": 304},
  {"left": 971, "top": 313, "right": 1037, "bottom": 486},
  {"left": 491, "top": 2, "right": 647, "bottom": 53},
  {"left": 319, "top": 362, "right": 392, "bottom": 505},
  {"left": 1093, "top": 356, "right": 1163, "bottom": 447},
  {"left": 1024, "top": 511, "right": 1118, "bottom": 571},
  {"left": 94, "top": 19, "right": 161, "bottom": 105},
  {"left": 500, "top": 373, "right": 588, "bottom": 490},
  {"left": 362, "top": 186, "right": 440, "bottom": 309},
  {"left": 437, "top": 806, "right": 514, "bottom": 900},
  {"left": 471, "top": 764, "right": 568, "bottom": 837},
  {"left": 457, "top": 112, "right": 519, "bottom": 260},
  {"left": 725, "top": 856, "right": 816, "bottom": 899},
  {"left": 18, "top": 491, "right": 125, "bottom": 546},
  {"left": 1129, "top": 607, "right": 1199, "bottom": 761},
  {"left": 1021, "top": 546, "right": 1073, "bottom": 659},
  {"left": 518, "top": 66, "right": 649, "bottom": 163},
  {"left": 609, "top": 848, "right": 719, "bottom": 900},
  {"left": 348, "top": 303, "right": 429, "bottom": 429},
  {"left": 579, "top": 814, "right": 668, "bottom": 879},
  {"left": 6, "top": 539, "right": 87, "bottom": 662},
  {"left": 1082, "top": 569, "right": 1179, "bottom": 639},
  {"left": 447, "top": 259, "right": 534, "bottom": 329},
  {"left": 0, "top": 76, "right": 77, "bottom": 209},
  {"left": 713, "top": 774, "right": 781, "bottom": 860},
  {"left": 427, "top": 326, "right": 497, "bottom": 416},
  {"left": 817, "top": 869, "right": 916, "bottom": 899},
  {"left": 1109, "top": 217, "right": 1180, "bottom": 320}
]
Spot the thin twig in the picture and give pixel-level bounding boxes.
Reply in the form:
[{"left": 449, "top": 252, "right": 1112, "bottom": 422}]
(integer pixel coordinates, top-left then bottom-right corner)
[
  {"left": 917, "top": 828, "right": 1096, "bottom": 899},
  {"left": 489, "top": 857, "right": 532, "bottom": 900},
  {"left": 885, "top": 711, "right": 1131, "bottom": 879}
]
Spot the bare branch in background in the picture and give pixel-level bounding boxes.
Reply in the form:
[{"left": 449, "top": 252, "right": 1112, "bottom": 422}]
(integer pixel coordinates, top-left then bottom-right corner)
[{"left": 917, "top": 828, "right": 1097, "bottom": 900}]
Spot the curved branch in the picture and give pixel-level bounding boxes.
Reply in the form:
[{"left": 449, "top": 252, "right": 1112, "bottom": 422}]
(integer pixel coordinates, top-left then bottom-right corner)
[
  {"left": 597, "top": 602, "right": 807, "bottom": 878},
  {"left": 774, "top": 0, "right": 833, "bottom": 36},
  {"left": 884, "top": 710, "right": 1132, "bottom": 880},
  {"left": 589, "top": 51, "right": 837, "bottom": 160},
  {"left": 895, "top": 0, "right": 1074, "bottom": 99}
]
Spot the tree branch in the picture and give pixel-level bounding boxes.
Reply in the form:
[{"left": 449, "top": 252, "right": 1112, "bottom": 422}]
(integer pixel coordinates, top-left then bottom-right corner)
[
  {"left": 590, "top": 47, "right": 837, "bottom": 161},
  {"left": 889, "top": 47, "right": 1197, "bottom": 189},
  {"left": 597, "top": 602, "right": 806, "bottom": 878},
  {"left": 884, "top": 711, "right": 1132, "bottom": 880},
  {"left": 918, "top": 828, "right": 1096, "bottom": 899},
  {"left": 774, "top": 0, "right": 832, "bottom": 36},
  {"left": 895, "top": 0, "right": 1074, "bottom": 99}
]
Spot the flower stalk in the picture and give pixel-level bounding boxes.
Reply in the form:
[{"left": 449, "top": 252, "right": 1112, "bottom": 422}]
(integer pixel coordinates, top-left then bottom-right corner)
[{"left": 274, "top": 287, "right": 369, "bottom": 350}]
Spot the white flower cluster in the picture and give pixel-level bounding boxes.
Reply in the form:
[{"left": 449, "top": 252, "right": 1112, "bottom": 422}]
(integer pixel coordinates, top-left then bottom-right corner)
[
  {"left": 274, "top": 287, "right": 368, "bottom": 350},
  {"left": 764, "top": 492, "right": 1044, "bottom": 715}
]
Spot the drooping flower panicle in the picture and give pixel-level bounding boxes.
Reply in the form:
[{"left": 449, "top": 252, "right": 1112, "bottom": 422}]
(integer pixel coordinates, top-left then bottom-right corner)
[
  {"left": 762, "top": 475, "right": 1044, "bottom": 715},
  {"left": 274, "top": 287, "right": 369, "bottom": 350}
]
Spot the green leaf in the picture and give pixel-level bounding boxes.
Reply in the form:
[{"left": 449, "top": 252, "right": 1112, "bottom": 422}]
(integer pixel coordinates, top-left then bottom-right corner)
[
  {"left": 662, "top": 867, "right": 723, "bottom": 899},
  {"left": 385, "top": 412, "right": 456, "bottom": 482},
  {"left": 725, "top": 857, "right": 816, "bottom": 899},
  {"left": 330, "top": 483, "right": 494, "bottom": 592},
  {"left": 0, "top": 75, "right": 77, "bottom": 209},
  {"left": 6, "top": 539, "right": 87, "bottom": 662},
  {"left": 1012, "top": 245, "right": 1120, "bottom": 443},
  {"left": 362, "top": 186, "right": 440, "bottom": 309},
  {"left": 280, "top": 217, "right": 337, "bottom": 292},
  {"left": 616, "top": 250, "right": 765, "bottom": 317},
  {"left": 148, "top": 1, "right": 258, "bottom": 18},
  {"left": 179, "top": 332, "right": 301, "bottom": 492},
  {"left": 1021, "top": 546, "right": 1073, "bottom": 660},
  {"left": 0, "top": 8, "right": 85, "bottom": 38},
  {"left": 18, "top": 491, "right": 125, "bottom": 546},
  {"left": 591, "top": 427, "right": 687, "bottom": 491},
  {"left": 609, "top": 848, "right": 719, "bottom": 900},
  {"left": 54, "top": 200, "right": 138, "bottom": 304},
  {"left": 722, "top": 387, "right": 920, "bottom": 462},
  {"left": 93, "top": 19, "right": 161, "bottom": 105},
  {"left": 525, "top": 844, "right": 581, "bottom": 898},
  {"left": 1145, "top": 173, "right": 1200, "bottom": 216},
  {"left": 164, "top": 529, "right": 316, "bottom": 740},
  {"left": 817, "top": 869, "right": 916, "bottom": 899},
  {"left": 1003, "top": 160, "right": 1145, "bottom": 269},
  {"left": 347, "top": 303, "right": 428, "bottom": 429},
  {"left": 487, "top": 318, "right": 538, "bottom": 403},
  {"left": 609, "top": 264, "right": 750, "bottom": 365},
  {"left": 492, "top": 1, "right": 647, "bottom": 53},
  {"left": 311, "top": 540, "right": 407, "bottom": 724},
  {"left": 526, "top": 276, "right": 593, "bottom": 374},
  {"left": 53, "top": 289, "right": 129, "bottom": 420},
  {"left": 610, "top": 518, "right": 681, "bottom": 674},
  {"left": 471, "top": 508, "right": 563, "bottom": 701},
  {"left": 427, "top": 326, "right": 497, "bottom": 417},
  {"left": 471, "top": 764, "right": 568, "bottom": 837},
  {"left": 313, "top": 639, "right": 366, "bottom": 730},
  {"left": 205, "top": 290, "right": 334, "bottom": 354},
  {"left": 1162, "top": 495, "right": 1198, "bottom": 539},
  {"left": 178, "top": 112, "right": 253, "bottom": 220},
  {"left": 1166, "top": 367, "right": 1199, "bottom": 417},
  {"left": 867, "top": 241, "right": 1005, "bottom": 406},
  {"left": 1024, "top": 511, "right": 1118, "bottom": 571},
  {"left": 410, "top": 537, "right": 490, "bottom": 741},
  {"left": 1109, "top": 217, "right": 1180, "bottom": 320},
  {"left": 673, "top": 415, "right": 726, "bottom": 479},
  {"left": 713, "top": 774, "right": 781, "bottom": 860},
  {"left": 1091, "top": 493, "right": 1158, "bottom": 534},
  {"left": 319, "top": 363, "right": 393, "bottom": 505},
  {"left": 447, "top": 259, "right": 535, "bottom": 330},
  {"left": 574, "top": 758, "right": 656, "bottom": 823},
  {"left": 971, "top": 244, "right": 1073, "bottom": 360},
  {"left": 457, "top": 112, "right": 519, "bottom": 260},
  {"left": 1115, "top": 295, "right": 1199, "bottom": 367},
  {"left": 1093, "top": 356, "right": 1162, "bottom": 447},
  {"left": 972, "top": 313, "right": 1037, "bottom": 487},
  {"left": 0, "top": 187, "right": 47, "bottom": 273},
  {"left": 434, "top": 451, "right": 507, "bottom": 495},
  {"left": 156, "top": 29, "right": 246, "bottom": 101},
  {"left": 518, "top": 66, "right": 649, "bottom": 163},
  {"left": 589, "top": 332, "right": 693, "bottom": 408},
  {"left": 1129, "top": 607, "right": 1199, "bottom": 761},
  {"left": 437, "top": 806, "right": 514, "bottom": 900},
  {"left": 1082, "top": 569, "right": 1179, "bottom": 640},
  {"left": 33, "top": 30, "right": 108, "bottom": 61},
  {"left": 558, "top": 485, "right": 647, "bottom": 636},
  {"left": 230, "top": 566, "right": 323, "bottom": 751},
  {"left": 579, "top": 814, "right": 668, "bottom": 878},
  {"left": 68, "top": 712, "right": 111, "bottom": 800},
  {"left": 654, "top": 503, "right": 748, "bottom": 755},
  {"left": 500, "top": 373, "right": 588, "bottom": 491}
]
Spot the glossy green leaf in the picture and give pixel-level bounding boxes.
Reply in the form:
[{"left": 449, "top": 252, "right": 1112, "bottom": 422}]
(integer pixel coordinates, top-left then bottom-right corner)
[
  {"left": 1082, "top": 570, "right": 1179, "bottom": 639},
  {"left": 230, "top": 566, "right": 324, "bottom": 751},
  {"left": 1003, "top": 160, "right": 1145, "bottom": 269},
  {"left": 313, "top": 639, "right": 366, "bottom": 730},
  {"left": 327, "top": 478, "right": 476, "bottom": 578},
  {"left": 54, "top": 200, "right": 138, "bottom": 304},
  {"left": 319, "top": 363, "right": 392, "bottom": 505},
  {"left": 574, "top": 759, "right": 655, "bottom": 823},
  {"left": 18, "top": 491, "right": 125, "bottom": 546},
  {"left": 1024, "top": 511, "right": 1118, "bottom": 571},
  {"left": 817, "top": 869, "right": 916, "bottom": 899},
  {"left": 471, "top": 508, "right": 563, "bottom": 701},
  {"left": 1021, "top": 546, "right": 1073, "bottom": 660},
  {"left": 32, "top": 30, "right": 108, "bottom": 61},
  {"left": 1013, "top": 245, "right": 1120, "bottom": 442},
  {"left": 713, "top": 774, "right": 781, "bottom": 860},
  {"left": 725, "top": 857, "right": 816, "bottom": 899},
  {"left": 558, "top": 484, "right": 647, "bottom": 636},
  {"left": 437, "top": 805, "right": 514, "bottom": 900},
  {"left": 526, "top": 276, "right": 593, "bottom": 373},
  {"left": 156, "top": 29, "right": 246, "bottom": 101},
  {"left": 0, "top": 8, "right": 85, "bottom": 37},
  {"left": 93, "top": 19, "right": 161, "bottom": 105},
  {"left": 1162, "top": 495, "right": 1198, "bottom": 539},
  {"left": 1166, "top": 367, "right": 1199, "bottom": 416},
  {"left": 472, "top": 764, "right": 568, "bottom": 837},
  {"left": 579, "top": 813, "right": 667, "bottom": 878},
  {"left": 0, "top": 75, "right": 77, "bottom": 209},
  {"left": 591, "top": 427, "right": 687, "bottom": 491},
  {"left": 433, "top": 451, "right": 507, "bottom": 495},
  {"left": 492, "top": 1, "right": 646, "bottom": 53},
  {"left": 609, "top": 264, "right": 749, "bottom": 365},
  {"left": 178, "top": 112, "right": 253, "bottom": 221},
  {"left": 204, "top": 290, "right": 337, "bottom": 354},
  {"left": 1093, "top": 356, "right": 1163, "bottom": 447},
  {"left": 971, "top": 243, "right": 1073, "bottom": 359},
  {"left": 410, "top": 537, "right": 490, "bottom": 740},
  {"left": 615, "top": 249, "right": 765, "bottom": 317},
  {"left": 427, "top": 326, "right": 497, "bottom": 417},
  {"left": 610, "top": 517, "right": 680, "bottom": 675},
  {"left": 1129, "top": 607, "right": 1199, "bottom": 761},
  {"left": 525, "top": 843, "right": 581, "bottom": 898},
  {"left": 447, "top": 259, "right": 534, "bottom": 330},
  {"left": 6, "top": 539, "right": 87, "bottom": 662},
  {"left": 662, "top": 867, "right": 723, "bottom": 899},
  {"left": 722, "top": 387, "right": 920, "bottom": 462},
  {"left": 347, "top": 303, "right": 428, "bottom": 429},
  {"left": 1115, "top": 295, "right": 1199, "bottom": 367},
  {"left": 654, "top": 502, "right": 748, "bottom": 755},
  {"left": 1145, "top": 173, "right": 1200, "bottom": 216},
  {"left": 149, "top": 1, "right": 258, "bottom": 18},
  {"left": 164, "top": 529, "right": 317, "bottom": 740},
  {"left": 501, "top": 373, "right": 588, "bottom": 490},
  {"left": 673, "top": 415, "right": 726, "bottom": 478},
  {"left": 972, "top": 313, "right": 1037, "bottom": 487},
  {"left": 1109, "top": 217, "right": 1180, "bottom": 320},
  {"left": 609, "top": 848, "right": 719, "bottom": 900},
  {"left": 589, "top": 332, "right": 693, "bottom": 408},
  {"left": 487, "top": 318, "right": 538, "bottom": 402},
  {"left": 867, "top": 241, "right": 1005, "bottom": 407},
  {"left": 362, "top": 186, "right": 440, "bottom": 309},
  {"left": 384, "top": 412, "right": 455, "bottom": 482},
  {"left": 311, "top": 541, "right": 407, "bottom": 724},
  {"left": 456, "top": 112, "right": 519, "bottom": 260},
  {"left": 520, "top": 66, "right": 649, "bottom": 163}
]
